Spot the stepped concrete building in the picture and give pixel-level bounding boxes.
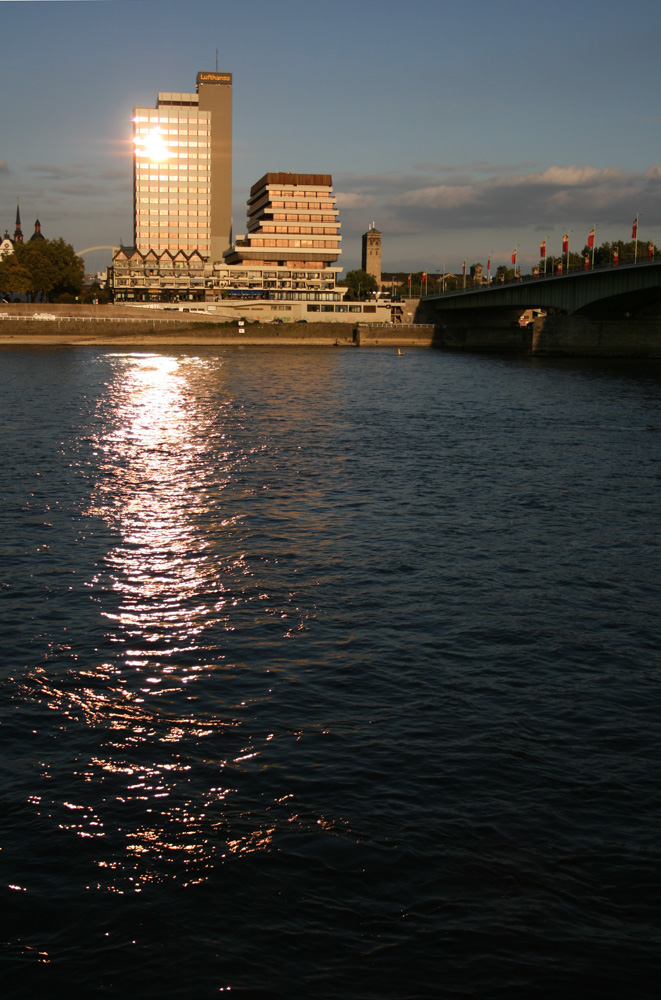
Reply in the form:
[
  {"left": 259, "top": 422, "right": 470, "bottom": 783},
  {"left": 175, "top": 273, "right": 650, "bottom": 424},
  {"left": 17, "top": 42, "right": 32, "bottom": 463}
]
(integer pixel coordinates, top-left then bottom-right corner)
[{"left": 132, "top": 70, "right": 232, "bottom": 261}]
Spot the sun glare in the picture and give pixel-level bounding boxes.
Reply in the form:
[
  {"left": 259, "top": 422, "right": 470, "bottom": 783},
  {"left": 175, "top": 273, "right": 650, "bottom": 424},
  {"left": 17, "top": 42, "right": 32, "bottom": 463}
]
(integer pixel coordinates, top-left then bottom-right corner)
[{"left": 133, "top": 126, "right": 171, "bottom": 163}]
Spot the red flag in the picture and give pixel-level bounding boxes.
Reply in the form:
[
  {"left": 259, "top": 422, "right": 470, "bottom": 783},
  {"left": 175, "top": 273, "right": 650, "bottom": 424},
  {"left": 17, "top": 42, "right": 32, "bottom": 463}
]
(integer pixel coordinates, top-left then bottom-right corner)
[
  {"left": 511, "top": 249, "right": 517, "bottom": 265},
  {"left": 632, "top": 218, "right": 638, "bottom": 239},
  {"left": 584, "top": 255, "right": 589, "bottom": 270},
  {"left": 407, "top": 274, "right": 411, "bottom": 287},
  {"left": 562, "top": 234, "right": 569, "bottom": 253},
  {"left": 557, "top": 262, "right": 562, "bottom": 275},
  {"left": 613, "top": 250, "right": 619, "bottom": 266},
  {"left": 462, "top": 261, "right": 466, "bottom": 275},
  {"left": 649, "top": 243, "right": 654, "bottom": 260},
  {"left": 422, "top": 270, "right": 427, "bottom": 284},
  {"left": 587, "top": 228, "right": 595, "bottom": 248},
  {"left": 540, "top": 240, "right": 546, "bottom": 259},
  {"left": 487, "top": 257, "right": 491, "bottom": 270}
]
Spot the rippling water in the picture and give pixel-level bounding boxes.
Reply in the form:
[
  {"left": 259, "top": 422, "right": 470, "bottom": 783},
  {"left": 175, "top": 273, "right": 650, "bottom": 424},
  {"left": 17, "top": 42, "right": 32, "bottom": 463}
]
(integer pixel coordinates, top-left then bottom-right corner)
[{"left": 1, "top": 346, "right": 660, "bottom": 998}]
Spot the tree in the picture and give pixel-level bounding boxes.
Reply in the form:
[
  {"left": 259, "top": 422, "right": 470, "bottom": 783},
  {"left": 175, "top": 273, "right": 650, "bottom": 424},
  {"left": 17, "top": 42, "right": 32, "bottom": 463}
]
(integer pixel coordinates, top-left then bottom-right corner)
[
  {"left": 0, "top": 253, "right": 32, "bottom": 298},
  {"left": 341, "top": 269, "right": 378, "bottom": 300},
  {"left": 495, "top": 264, "right": 515, "bottom": 283},
  {"left": 0, "top": 237, "right": 84, "bottom": 301}
]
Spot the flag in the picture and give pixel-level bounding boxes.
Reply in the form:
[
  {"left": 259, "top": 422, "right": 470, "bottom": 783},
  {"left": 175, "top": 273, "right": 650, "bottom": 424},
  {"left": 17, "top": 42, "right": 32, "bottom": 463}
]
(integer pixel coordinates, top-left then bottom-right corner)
[
  {"left": 587, "top": 228, "right": 595, "bottom": 248},
  {"left": 649, "top": 243, "right": 654, "bottom": 260},
  {"left": 562, "top": 234, "right": 569, "bottom": 253},
  {"left": 407, "top": 274, "right": 411, "bottom": 287},
  {"left": 422, "top": 271, "right": 427, "bottom": 284},
  {"left": 584, "top": 255, "right": 590, "bottom": 270},
  {"left": 557, "top": 262, "right": 562, "bottom": 275},
  {"left": 487, "top": 257, "right": 491, "bottom": 271},
  {"left": 462, "top": 261, "right": 466, "bottom": 276},
  {"left": 613, "top": 250, "right": 619, "bottom": 265},
  {"left": 632, "top": 218, "right": 638, "bottom": 239},
  {"left": 511, "top": 249, "right": 517, "bottom": 265},
  {"left": 540, "top": 240, "right": 546, "bottom": 258}
]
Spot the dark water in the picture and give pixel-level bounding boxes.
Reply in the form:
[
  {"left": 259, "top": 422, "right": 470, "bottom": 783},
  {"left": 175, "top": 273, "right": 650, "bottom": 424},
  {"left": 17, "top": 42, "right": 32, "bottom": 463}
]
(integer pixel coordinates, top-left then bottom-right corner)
[{"left": 1, "top": 346, "right": 660, "bottom": 998}]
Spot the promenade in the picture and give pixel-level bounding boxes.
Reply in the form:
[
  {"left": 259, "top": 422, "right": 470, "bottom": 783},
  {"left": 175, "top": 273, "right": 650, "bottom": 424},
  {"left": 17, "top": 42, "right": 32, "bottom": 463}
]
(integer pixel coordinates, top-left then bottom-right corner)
[{"left": 0, "top": 304, "right": 435, "bottom": 348}]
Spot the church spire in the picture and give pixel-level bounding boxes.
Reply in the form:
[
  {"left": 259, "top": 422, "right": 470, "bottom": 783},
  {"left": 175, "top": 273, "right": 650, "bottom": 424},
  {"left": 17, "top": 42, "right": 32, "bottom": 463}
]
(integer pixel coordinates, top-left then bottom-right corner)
[{"left": 14, "top": 202, "right": 23, "bottom": 243}]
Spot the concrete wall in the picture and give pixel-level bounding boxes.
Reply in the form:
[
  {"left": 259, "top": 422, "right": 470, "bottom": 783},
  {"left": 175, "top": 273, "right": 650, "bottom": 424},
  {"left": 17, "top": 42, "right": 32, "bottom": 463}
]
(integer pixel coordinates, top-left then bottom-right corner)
[
  {"left": 532, "top": 315, "right": 661, "bottom": 357},
  {"left": 355, "top": 324, "right": 435, "bottom": 347},
  {"left": 433, "top": 322, "right": 531, "bottom": 353}
]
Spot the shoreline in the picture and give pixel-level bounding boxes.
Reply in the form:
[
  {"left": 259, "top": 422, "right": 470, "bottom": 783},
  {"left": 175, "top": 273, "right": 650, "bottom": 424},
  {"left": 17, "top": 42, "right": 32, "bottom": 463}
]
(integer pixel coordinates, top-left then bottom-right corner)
[{"left": 0, "top": 314, "right": 437, "bottom": 349}]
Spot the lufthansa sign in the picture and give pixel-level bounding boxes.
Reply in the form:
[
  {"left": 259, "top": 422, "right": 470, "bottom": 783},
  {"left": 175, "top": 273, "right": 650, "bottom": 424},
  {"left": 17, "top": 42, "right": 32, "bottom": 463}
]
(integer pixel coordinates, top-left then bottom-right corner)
[{"left": 198, "top": 72, "right": 231, "bottom": 83}]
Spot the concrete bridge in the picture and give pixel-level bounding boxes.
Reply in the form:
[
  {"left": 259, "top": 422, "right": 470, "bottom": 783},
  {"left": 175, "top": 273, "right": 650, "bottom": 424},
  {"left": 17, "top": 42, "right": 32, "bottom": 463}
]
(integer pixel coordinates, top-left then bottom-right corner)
[
  {"left": 417, "top": 261, "right": 661, "bottom": 322},
  {"left": 415, "top": 262, "right": 661, "bottom": 356}
]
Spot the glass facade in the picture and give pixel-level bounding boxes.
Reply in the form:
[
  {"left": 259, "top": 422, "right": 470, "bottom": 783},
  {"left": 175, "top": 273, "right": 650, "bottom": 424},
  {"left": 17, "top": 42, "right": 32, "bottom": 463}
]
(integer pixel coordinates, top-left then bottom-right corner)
[{"left": 133, "top": 96, "right": 211, "bottom": 255}]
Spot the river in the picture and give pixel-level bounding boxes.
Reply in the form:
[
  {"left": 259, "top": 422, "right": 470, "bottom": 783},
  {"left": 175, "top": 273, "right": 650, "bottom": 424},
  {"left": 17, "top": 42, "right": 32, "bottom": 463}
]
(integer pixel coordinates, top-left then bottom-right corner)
[{"left": 1, "top": 345, "right": 659, "bottom": 998}]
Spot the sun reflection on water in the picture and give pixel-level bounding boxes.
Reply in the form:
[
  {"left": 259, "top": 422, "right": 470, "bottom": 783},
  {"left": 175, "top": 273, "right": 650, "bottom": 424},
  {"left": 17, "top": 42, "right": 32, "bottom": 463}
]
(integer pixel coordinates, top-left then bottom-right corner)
[
  {"left": 51, "top": 353, "right": 268, "bottom": 889},
  {"left": 15, "top": 351, "right": 320, "bottom": 893}
]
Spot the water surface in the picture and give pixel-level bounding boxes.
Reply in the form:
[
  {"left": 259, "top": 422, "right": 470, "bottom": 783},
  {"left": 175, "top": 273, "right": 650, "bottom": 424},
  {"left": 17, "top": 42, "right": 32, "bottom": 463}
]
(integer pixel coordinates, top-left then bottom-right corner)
[{"left": 1, "top": 346, "right": 660, "bottom": 998}]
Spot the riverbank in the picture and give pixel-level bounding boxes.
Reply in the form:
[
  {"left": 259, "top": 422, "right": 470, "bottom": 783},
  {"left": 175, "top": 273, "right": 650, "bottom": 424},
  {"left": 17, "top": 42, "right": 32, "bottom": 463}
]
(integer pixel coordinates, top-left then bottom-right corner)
[{"left": 0, "top": 304, "right": 436, "bottom": 348}]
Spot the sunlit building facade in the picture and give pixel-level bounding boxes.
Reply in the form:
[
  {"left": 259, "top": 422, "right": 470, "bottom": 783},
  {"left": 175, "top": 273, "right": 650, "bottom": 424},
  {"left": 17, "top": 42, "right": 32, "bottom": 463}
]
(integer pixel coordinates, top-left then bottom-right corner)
[
  {"left": 133, "top": 71, "right": 232, "bottom": 261},
  {"left": 224, "top": 172, "right": 341, "bottom": 273},
  {"left": 361, "top": 224, "right": 381, "bottom": 286}
]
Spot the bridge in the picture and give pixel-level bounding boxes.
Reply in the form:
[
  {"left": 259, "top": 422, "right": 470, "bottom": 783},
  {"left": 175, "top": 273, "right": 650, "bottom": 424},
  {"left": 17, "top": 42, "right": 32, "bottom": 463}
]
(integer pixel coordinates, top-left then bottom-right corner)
[{"left": 416, "top": 261, "right": 661, "bottom": 325}]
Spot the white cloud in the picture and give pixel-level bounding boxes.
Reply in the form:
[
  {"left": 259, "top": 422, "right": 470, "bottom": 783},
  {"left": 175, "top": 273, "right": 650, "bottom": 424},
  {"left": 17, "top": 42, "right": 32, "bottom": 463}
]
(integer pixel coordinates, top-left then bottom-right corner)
[{"left": 335, "top": 191, "right": 373, "bottom": 208}]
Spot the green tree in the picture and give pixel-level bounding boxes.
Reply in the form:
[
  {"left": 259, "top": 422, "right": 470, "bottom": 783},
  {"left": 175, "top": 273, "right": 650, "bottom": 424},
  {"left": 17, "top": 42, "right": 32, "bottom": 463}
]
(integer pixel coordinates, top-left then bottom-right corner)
[
  {"left": 495, "top": 264, "right": 515, "bottom": 283},
  {"left": 0, "top": 253, "right": 32, "bottom": 297},
  {"left": 0, "top": 238, "right": 84, "bottom": 301},
  {"left": 341, "top": 269, "right": 378, "bottom": 300}
]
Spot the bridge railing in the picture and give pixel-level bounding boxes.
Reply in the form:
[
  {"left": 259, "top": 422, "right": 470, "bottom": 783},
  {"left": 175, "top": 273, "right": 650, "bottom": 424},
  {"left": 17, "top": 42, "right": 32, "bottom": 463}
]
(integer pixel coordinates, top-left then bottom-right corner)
[{"left": 417, "top": 257, "right": 660, "bottom": 299}]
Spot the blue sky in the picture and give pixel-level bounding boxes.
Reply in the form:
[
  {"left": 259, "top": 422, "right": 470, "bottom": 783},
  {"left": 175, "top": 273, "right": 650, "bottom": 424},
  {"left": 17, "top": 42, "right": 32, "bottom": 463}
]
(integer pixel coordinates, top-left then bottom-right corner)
[{"left": 1, "top": 0, "right": 660, "bottom": 274}]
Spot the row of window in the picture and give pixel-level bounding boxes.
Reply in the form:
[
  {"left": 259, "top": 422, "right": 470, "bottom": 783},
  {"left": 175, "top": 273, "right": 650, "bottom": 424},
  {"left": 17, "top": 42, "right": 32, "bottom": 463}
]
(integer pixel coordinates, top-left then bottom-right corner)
[
  {"left": 137, "top": 187, "right": 209, "bottom": 194},
  {"left": 135, "top": 128, "right": 209, "bottom": 137},
  {"left": 267, "top": 190, "right": 330, "bottom": 198},
  {"left": 307, "top": 304, "right": 377, "bottom": 313},
  {"left": 267, "top": 213, "right": 337, "bottom": 223},
  {"left": 137, "top": 175, "right": 208, "bottom": 183},
  {"left": 138, "top": 198, "right": 209, "bottom": 205},
  {"left": 134, "top": 114, "right": 209, "bottom": 124},
  {"left": 248, "top": 239, "right": 339, "bottom": 249},
  {"left": 213, "top": 270, "right": 330, "bottom": 279},
  {"left": 268, "top": 200, "right": 331, "bottom": 210},
  {"left": 260, "top": 226, "right": 337, "bottom": 236}
]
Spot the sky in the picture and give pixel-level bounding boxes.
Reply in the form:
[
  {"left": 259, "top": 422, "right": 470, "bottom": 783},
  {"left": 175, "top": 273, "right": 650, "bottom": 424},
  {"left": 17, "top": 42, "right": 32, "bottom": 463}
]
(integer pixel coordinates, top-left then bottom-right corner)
[{"left": 1, "top": 0, "right": 660, "bottom": 275}]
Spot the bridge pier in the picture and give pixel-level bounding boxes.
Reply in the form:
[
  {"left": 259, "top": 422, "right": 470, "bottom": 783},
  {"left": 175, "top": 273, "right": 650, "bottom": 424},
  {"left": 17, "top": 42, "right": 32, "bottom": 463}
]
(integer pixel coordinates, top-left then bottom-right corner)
[{"left": 532, "top": 314, "right": 661, "bottom": 357}]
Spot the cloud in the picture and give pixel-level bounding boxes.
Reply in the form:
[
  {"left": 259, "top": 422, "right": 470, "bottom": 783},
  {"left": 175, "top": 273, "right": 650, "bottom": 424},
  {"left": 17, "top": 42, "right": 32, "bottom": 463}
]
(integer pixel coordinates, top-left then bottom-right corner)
[
  {"left": 335, "top": 161, "right": 661, "bottom": 238},
  {"left": 335, "top": 191, "right": 373, "bottom": 209}
]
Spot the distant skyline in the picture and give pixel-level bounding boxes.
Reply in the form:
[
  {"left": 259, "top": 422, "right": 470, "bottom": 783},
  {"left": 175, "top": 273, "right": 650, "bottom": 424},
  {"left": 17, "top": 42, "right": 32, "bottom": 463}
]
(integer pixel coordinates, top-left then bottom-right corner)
[{"left": 1, "top": 0, "right": 660, "bottom": 274}]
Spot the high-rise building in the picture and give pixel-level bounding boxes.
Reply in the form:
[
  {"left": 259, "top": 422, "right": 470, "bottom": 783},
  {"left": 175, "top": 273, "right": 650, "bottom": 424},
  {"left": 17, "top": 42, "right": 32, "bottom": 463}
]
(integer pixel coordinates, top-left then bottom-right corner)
[
  {"left": 361, "top": 224, "right": 381, "bottom": 285},
  {"left": 224, "top": 172, "right": 341, "bottom": 273},
  {"left": 133, "top": 71, "right": 232, "bottom": 261}
]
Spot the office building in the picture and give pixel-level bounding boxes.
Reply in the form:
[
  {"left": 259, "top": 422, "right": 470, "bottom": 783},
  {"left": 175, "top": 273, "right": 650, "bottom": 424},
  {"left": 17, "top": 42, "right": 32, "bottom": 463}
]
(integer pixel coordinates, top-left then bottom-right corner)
[
  {"left": 224, "top": 172, "right": 341, "bottom": 271},
  {"left": 133, "top": 70, "right": 232, "bottom": 261}
]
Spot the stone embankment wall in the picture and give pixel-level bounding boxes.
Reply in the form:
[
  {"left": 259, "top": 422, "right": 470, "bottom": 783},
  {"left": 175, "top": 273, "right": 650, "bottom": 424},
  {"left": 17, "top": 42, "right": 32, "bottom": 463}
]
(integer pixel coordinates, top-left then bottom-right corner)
[
  {"left": 0, "top": 304, "right": 436, "bottom": 348},
  {"left": 433, "top": 323, "right": 531, "bottom": 353},
  {"left": 531, "top": 315, "right": 661, "bottom": 357}
]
